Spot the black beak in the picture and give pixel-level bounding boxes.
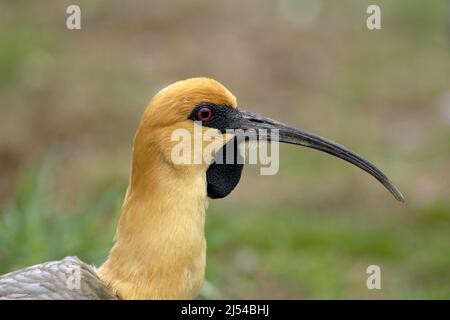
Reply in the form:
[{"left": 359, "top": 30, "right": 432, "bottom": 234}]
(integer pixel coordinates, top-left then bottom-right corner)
[{"left": 238, "top": 110, "right": 404, "bottom": 202}]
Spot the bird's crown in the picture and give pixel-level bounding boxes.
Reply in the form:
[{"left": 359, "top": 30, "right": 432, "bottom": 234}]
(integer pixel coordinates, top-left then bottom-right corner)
[{"left": 141, "top": 77, "right": 237, "bottom": 127}]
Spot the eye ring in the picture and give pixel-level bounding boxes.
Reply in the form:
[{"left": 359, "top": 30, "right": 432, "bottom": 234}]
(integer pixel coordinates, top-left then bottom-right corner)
[{"left": 197, "top": 106, "right": 213, "bottom": 122}]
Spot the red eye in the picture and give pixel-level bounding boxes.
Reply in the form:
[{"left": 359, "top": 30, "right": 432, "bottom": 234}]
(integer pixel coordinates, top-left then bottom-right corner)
[{"left": 197, "top": 107, "right": 213, "bottom": 121}]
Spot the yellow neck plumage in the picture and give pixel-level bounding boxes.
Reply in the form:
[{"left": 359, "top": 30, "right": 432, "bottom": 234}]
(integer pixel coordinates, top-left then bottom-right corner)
[{"left": 98, "top": 149, "right": 209, "bottom": 299}]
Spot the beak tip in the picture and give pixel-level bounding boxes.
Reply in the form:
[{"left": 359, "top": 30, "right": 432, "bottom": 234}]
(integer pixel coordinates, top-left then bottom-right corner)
[{"left": 392, "top": 188, "right": 405, "bottom": 203}]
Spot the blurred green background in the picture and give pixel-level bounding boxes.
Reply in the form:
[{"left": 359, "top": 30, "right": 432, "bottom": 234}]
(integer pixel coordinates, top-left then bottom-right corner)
[{"left": 0, "top": 0, "right": 449, "bottom": 299}]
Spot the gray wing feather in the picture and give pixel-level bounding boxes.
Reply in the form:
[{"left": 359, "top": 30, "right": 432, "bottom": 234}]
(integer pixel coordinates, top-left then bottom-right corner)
[{"left": 0, "top": 256, "right": 118, "bottom": 300}]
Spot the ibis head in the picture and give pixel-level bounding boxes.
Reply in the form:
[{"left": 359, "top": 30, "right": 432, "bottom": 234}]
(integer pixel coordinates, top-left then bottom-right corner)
[{"left": 135, "top": 77, "right": 404, "bottom": 202}]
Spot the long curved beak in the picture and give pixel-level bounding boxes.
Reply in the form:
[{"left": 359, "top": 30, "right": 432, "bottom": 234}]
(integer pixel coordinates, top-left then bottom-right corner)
[{"left": 238, "top": 110, "right": 404, "bottom": 202}]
